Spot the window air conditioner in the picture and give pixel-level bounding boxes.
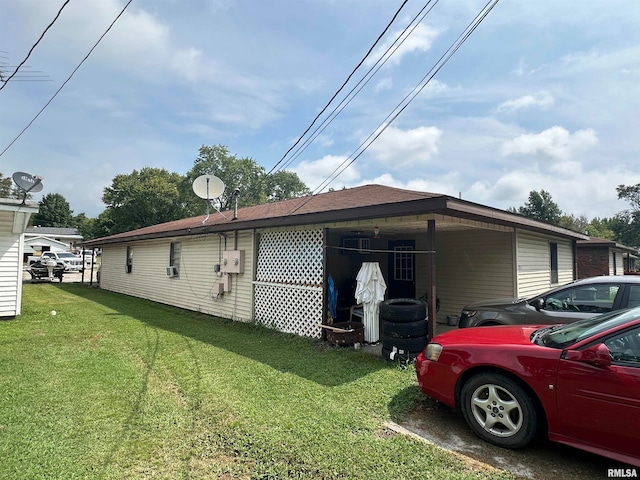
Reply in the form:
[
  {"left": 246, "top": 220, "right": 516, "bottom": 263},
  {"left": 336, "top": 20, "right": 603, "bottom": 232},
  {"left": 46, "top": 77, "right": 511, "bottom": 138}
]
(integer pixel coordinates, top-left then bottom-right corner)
[{"left": 166, "top": 266, "right": 179, "bottom": 277}]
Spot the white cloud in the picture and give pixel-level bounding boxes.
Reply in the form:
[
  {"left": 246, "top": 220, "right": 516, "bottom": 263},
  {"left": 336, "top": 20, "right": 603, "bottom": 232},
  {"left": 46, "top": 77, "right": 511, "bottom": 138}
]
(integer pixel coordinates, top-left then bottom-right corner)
[
  {"left": 374, "top": 78, "right": 393, "bottom": 92},
  {"left": 367, "top": 125, "right": 442, "bottom": 167},
  {"left": 294, "top": 155, "right": 361, "bottom": 192},
  {"left": 501, "top": 126, "right": 598, "bottom": 160},
  {"left": 366, "top": 23, "right": 441, "bottom": 68},
  {"left": 497, "top": 91, "right": 555, "bottom": 113}
]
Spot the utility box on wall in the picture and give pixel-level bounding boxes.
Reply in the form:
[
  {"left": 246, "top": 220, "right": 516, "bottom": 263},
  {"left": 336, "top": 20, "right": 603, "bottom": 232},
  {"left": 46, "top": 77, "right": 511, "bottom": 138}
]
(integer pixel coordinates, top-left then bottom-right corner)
[{"left": 222, "top": 250, "right": 245, "bottom": 274}]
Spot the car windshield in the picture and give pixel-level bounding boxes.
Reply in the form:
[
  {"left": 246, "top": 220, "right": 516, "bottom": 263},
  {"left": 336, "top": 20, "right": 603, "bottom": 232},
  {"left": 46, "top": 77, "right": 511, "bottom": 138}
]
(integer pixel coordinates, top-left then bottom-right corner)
[
  {"left": 533, "top": 307, "right": 640, "bottom": 349},
  {"left": 58, "top": 253, "right": 77, "bottom": 259}
]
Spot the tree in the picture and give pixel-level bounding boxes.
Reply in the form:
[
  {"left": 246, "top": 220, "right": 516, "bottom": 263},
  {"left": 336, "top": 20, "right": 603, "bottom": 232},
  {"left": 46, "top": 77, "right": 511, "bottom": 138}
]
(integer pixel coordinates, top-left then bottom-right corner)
[
  {"left": 102, "top": 167, "right": 185, "bottom": 234},
  {"left": 511, "top": 190, "right": 562, "bottom": 225},
  {"left": 262, "top": 170, "right": 311, "bottom": 202},
  {"left": 558, "top": 214, "right": 589, "bottom": 233},
  {"left": 0, "top": 172, "right": 29, "bottom": 200},
  {"left": 181, "top": 145, "right": 310, "bottom": 216},
  {"left": 613, "top": 183, "right": 640, "bottom": 247},
  {"left": 0, "top": 173, "right": 11, "bottom": 197},
  {"left": 586, "top": 217, "right": 615, "bottom": 240},
  {"left": 32, "top": 193, "right": 74, "bottom": 227}
]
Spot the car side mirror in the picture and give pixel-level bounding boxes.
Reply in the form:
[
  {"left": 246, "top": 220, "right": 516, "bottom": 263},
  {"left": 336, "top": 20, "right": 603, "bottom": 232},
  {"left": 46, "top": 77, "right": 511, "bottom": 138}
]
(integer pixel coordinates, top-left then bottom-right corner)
[
  {"left": 564, "top": 344, "right": 611, "bottom": 367},
  {"left": 533, "top": 298, "right": 544, "bottom": 311}
]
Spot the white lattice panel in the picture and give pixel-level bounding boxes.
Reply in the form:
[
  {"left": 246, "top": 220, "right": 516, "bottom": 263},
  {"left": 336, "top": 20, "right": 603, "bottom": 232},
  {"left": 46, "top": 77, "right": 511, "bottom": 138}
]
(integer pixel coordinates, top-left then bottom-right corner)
[
  {"left": 256, "top": 229, "right": 323, "bottom": 286},
  {"left": 254, "top": 283, "right": 323, "bottom": 338},
  {"left": 254, "top": 229, "right": 324, "bottom": 338}
]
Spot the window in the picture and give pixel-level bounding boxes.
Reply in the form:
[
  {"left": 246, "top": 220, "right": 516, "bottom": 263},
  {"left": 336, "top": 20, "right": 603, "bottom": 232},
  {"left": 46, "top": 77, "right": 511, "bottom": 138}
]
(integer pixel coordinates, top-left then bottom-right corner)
[
  {"left": 605, "top": 327, "right": 640, "bottom": 365},
  {"left": 544, "top": 283, "right": 620, "bottom": 314},
  {"left": 393, "top": 245, "right": 414, "bottom": 282},
  {"left": 550, "top": 242, "right": 558, "bottom": 284},
  {"left": 169, "top": 242, "right": 181, "bottom": 276},
  {"left": 628, "top": 286, "right": 640, "bottom": 308},
  {"left": 125, "top": 246, "right": 133, "bottom": 273}
]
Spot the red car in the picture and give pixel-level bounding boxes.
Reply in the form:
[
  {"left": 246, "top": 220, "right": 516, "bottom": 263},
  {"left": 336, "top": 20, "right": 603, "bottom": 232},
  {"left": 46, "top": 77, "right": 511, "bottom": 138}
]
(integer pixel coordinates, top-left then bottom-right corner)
[{"left": 416, "top": 307, "right": 640, "bottom": 467}]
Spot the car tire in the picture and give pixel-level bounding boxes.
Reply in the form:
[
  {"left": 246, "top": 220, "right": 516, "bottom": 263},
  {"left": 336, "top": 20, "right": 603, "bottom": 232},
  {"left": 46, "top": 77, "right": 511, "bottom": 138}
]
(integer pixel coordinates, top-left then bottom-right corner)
[
  {"left": 381, "top": 346, "right": 423, "bottom": 361},
  {"left": 382, "top": 319, "right": 427, "bottom": 338},
  {"left": 379, "top": 298, "right": 427, "bottom": 323},
  {"left": 460, "top": 372, "right": 538, "bottom": 449},
  {"left": 382, "top": 334, "right": 428, "bottom": 353}
]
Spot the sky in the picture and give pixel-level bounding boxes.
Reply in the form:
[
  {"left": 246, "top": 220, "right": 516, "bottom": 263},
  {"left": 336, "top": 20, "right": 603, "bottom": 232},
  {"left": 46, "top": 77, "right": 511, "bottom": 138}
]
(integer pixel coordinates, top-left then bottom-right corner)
[{"left": 2, "top": 0, "right": 640, "bottom": 220}]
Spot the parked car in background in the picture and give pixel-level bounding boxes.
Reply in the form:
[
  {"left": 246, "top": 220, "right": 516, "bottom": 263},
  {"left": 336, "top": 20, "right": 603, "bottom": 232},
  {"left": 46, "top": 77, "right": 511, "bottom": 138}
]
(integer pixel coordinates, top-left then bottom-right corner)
[
  {"left": 458, "top": 276, "right": 640, "bottom": 328},
  {"left": 29, "top": 252, "right": 83, "bottom": 272},
  {"left": 416, "top": 307, "right": 640, "bottom": 466}
]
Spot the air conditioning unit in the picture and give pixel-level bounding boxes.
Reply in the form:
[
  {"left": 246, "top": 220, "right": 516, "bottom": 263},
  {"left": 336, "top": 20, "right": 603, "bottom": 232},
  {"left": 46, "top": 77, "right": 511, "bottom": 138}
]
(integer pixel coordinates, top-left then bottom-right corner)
[{"left": 166, "top": 266, "right": 179, "bottom": 277}]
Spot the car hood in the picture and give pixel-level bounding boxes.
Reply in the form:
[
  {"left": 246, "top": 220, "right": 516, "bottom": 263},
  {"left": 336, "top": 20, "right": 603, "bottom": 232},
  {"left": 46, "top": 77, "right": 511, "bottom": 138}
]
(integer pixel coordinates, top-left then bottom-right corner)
[
  {"left": 431, "top": 324, "right": 543, "bottom": 346},
  {"left": 463, "top": 297, "right": 529, "bottom": 310}
]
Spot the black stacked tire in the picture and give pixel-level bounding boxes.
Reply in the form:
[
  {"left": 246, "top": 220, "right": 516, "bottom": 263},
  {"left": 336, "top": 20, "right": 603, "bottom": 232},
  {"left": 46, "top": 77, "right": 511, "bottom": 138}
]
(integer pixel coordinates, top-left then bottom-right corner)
[{"left": 380, "top": 298, "right": 428, "bottom": 361}]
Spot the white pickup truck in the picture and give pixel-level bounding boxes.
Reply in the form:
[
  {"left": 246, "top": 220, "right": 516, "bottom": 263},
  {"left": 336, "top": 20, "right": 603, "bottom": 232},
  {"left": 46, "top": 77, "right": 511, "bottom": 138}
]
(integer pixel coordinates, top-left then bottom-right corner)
[{"left": 28, "top": 252, "right": 84, "bottom": 272}]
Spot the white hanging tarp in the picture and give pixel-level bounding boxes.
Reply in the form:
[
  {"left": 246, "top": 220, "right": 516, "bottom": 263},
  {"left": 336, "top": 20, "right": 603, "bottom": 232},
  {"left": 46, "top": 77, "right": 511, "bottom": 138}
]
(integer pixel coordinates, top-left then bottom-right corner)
[{"left": 355, "top": 262, "right": 387, "bottom": 343}]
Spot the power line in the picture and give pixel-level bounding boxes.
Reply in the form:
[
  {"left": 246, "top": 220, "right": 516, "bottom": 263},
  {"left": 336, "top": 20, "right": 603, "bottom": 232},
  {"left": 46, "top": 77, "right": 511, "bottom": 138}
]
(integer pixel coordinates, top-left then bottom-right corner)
[
  {"left": 286, "top": 0, "right": 501, "bottom": 216},
  {"left": 0, "top": 0, "right": 71, "bottom": 91},
  {"left": 264, "top": 0, "right": 410, "bottom": 178},
  {"left": 0, "top": 0, "right": 134, "bottom": 159},
  {"left": 313, "top": 0, "right": 501, "bottom": 195},
  {"left": 276, "top": 0, "right": 441, "bottom": 175}
]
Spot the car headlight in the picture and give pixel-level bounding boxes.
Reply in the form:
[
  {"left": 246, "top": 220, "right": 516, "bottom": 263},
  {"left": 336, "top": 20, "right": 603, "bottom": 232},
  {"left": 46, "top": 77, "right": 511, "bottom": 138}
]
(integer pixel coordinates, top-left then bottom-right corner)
[
  {"left": 425, "top": 343, "right": 443, "bottom": 362},
  {"left": 461, "top": 309, "right": 477, "bottom": 318}
]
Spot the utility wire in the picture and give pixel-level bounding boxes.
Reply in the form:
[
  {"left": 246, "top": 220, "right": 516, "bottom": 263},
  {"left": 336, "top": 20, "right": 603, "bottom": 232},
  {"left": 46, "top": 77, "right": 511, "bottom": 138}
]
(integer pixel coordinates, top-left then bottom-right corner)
[
  {"left": 263, "top": 0, "right": 409, "bottom": 178},
  {"left": 0, "top": 0, "right": 134, "bottom": 159},
  {"left": 276, "top": 0, "right": 441, "bottom": 175},
  {"left": 313, "top": 0, "right": 500, "bottom": 195},
  {"left": 0, "top": 0, "right": 71, "bottom": 91},
  {"left": 286, "top": 0, "right": 501, "bottom": 216}
]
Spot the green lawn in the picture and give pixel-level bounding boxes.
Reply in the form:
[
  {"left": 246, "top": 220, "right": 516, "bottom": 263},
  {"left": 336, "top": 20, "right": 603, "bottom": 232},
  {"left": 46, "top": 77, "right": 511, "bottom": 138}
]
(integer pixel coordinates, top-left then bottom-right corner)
[{"left": 0, "top": 284, "right": 512, "bottom": 480}]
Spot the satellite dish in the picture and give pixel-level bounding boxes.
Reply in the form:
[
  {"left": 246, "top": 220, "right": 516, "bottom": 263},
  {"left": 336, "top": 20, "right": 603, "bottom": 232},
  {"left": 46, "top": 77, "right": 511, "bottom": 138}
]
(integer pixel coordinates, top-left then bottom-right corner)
[
  {"left": 192, "top": 175, "right": 226, "bottom": 224},
  {"left": 12, "top": 171, "right": 43, "bottom": 193},
  {"left": 192, "top": 175, "right": 224, "bottom": 200},
  {"left": 12, "top": 171, "right": 43, "bottom": 204}
]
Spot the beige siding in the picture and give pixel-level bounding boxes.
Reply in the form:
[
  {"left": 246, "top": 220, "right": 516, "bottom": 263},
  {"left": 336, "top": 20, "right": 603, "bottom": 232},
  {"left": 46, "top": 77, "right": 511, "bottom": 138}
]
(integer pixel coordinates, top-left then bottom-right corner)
[
  {"left": 430, "top": 229, "right": 515, "bottom": 322},
  {"left": 100, "top": 231, "right": 254, "bottom": 321},
  {"left": 610, "top": 250, "right": 624, "bottom": 276},
  {"left": 516, "top": 231, "right": 574, "bottom": 298},
  {"left": 0, "top": 214, "right": 21, "bottom": 317}
]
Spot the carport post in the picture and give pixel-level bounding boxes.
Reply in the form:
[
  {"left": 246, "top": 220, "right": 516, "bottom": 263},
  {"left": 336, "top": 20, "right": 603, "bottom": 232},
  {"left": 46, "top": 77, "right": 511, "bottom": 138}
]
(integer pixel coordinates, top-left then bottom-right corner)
[{"left": 427, "top": 219, "right": 437, "bottom": 339}]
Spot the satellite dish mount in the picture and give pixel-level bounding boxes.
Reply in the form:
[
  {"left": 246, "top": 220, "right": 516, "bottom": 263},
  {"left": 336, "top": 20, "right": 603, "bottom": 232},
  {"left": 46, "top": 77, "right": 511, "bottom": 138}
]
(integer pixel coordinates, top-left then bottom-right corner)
[
  {"left": 192, "top": 175, "right": 225, "bottom": 224},
  {"left": 12, "top": 172, "right": 44, "bottom": 204}
]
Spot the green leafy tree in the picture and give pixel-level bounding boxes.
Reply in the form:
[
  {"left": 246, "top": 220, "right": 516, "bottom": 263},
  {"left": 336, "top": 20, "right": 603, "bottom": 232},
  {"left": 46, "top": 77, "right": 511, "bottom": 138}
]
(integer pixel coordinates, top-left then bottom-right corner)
[
  {"left": 558, "top": 214, "right": 589, "bottom": 233},
  {"left": 510, "top": 190, "right": 562, "bottom": 225},
  {"left": 586, "top": 217, "right": 615, "bottom": 240},
  {"left": 102, "top": 167, "right": 185, "bottom": 234},
  {"left": 0, "top": 173, "right": 11, "bottom": 197},
  {"left": 0, "top": 172, "right": 29, "bottom": 200},
  {"left": 31, "top": 193, "right": 74, "bottom": 227},
  {"left": 92, "top": 209, "right": 116, "bottom": 239},
  {"left": 73, "top": 213, "right": 97, "bottom": 240},
  {"left": 181, "top": 145, "right": 310, "bottom": 216},
  {"left": 262, "top": 170, "right": 311, "bottom": 202},
  {"left": 612, "top": 183, "right": 640, "bottom": 247}
]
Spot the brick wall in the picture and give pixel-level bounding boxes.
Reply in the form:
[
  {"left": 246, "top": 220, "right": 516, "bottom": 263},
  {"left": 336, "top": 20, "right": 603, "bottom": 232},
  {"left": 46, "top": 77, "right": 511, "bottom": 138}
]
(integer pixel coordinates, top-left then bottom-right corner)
[{"left": 577, "top": 247, "right": 609, "bottom": 279}]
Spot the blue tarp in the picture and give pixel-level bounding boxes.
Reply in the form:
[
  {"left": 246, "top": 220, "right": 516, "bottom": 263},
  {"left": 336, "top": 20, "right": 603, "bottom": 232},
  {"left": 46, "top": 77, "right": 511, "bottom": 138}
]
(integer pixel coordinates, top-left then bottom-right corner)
[{"left": 328, "top": 274, "right": 337, "bottom": 319}]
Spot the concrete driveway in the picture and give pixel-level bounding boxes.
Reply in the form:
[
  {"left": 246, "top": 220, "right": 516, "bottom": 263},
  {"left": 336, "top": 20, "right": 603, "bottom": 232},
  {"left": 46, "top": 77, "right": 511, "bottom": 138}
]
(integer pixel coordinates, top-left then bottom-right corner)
[{"left": 394, "top": 391, "right": 633, "bottom": 480}]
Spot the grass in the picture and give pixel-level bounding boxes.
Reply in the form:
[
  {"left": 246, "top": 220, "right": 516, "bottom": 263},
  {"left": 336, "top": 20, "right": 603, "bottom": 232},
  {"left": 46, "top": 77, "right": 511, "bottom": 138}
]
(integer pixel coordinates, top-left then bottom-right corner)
[{"left": 0, "top": 284, "right": 514, "bottom": 480}]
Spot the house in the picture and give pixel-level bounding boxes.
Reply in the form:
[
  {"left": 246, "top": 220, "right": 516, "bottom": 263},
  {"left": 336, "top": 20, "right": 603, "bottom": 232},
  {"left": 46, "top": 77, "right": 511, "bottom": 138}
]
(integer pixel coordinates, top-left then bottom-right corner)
[
  {"left": 0, "top": 198, "right": 39, "bottom": 318},
  {"left": 23, "top": 226, "right": 83, "bottom": 262},
  {"left": 576, "top": 237, "right": 638, "bottom": 278},
  {"left": 81, "top": 185, "right": 589, "bottom": 339}
]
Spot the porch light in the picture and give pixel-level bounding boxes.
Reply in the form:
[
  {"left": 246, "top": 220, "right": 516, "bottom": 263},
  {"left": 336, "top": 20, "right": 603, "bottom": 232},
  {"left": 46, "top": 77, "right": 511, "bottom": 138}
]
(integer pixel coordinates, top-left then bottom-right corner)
[{"left": 373, "top": 225, "right": 380, "bottom": 238}]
